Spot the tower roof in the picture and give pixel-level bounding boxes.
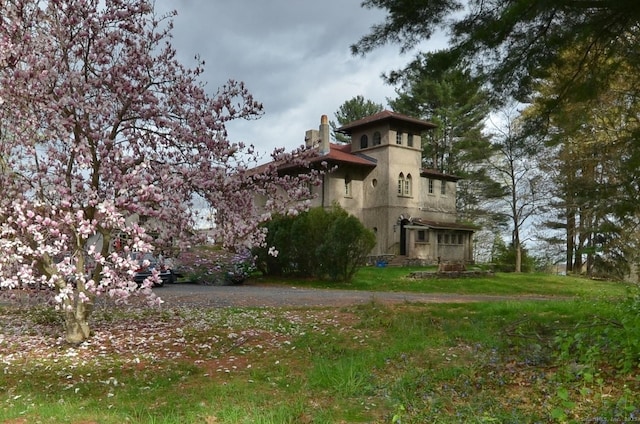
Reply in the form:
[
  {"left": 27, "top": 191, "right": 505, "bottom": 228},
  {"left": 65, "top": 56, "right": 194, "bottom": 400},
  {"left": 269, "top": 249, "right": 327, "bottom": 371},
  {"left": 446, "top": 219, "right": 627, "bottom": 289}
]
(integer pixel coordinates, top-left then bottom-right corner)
[{"left": 337, "top": 110, "right": 436, "bottom": 135}]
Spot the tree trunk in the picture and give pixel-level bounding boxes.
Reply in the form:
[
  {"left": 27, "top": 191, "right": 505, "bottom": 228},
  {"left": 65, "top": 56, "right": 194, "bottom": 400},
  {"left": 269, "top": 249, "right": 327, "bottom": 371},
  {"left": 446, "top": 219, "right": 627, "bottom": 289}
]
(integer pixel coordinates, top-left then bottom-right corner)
[
  {"left": 62, "top": 293, "right": 93, "bottom": 344},
  {"left": 566, "top": 206, "right": 575, "bottom": 273},
  {"left": 515, "top": 244, "right": 522, "bottom": 273},
  {"left": 513, "top": 225, "right": 522, "bottom": 273}
]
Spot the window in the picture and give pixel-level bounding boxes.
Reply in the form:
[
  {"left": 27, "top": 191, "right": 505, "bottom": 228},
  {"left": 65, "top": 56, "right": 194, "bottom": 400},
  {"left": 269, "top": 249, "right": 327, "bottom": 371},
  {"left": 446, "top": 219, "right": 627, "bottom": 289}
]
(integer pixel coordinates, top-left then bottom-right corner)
[
  {"left": 408, "top": 133, "right": 414, "bottom": 147},
  {"left": 417, "top": 230, "right": 429, "bottom": 243},
  {"left": 404, "top": 174, "right": 412, "bottom": 196},
  {"left": 396, "top": 131, "right": 403, "bottom": 145},
  {"left": 398, "top": 173, "right": 411, "bottom": 197},
  {"left": 437, "top": 234, "right": 442, "bottom": 244},
  {"left": 444, "top": 234, "right": 450, "bottom": 244},
  {"left": 344, "top": 175, "right": 352, "bottom": 197},
  {"left": 428, "top": 179, "right": 434, "bottom": 194},
  {"left": 441, "top": 180, "right": 446, "bottom": 195},
  {"left": 373, "top": 131, "right": 381, "bottom": 146},
  {"left": 360, "top": 134, "right": 368, "bottom": 149},
  {"left": 458, "top": 234, "right": 464, "bottom": 244}
]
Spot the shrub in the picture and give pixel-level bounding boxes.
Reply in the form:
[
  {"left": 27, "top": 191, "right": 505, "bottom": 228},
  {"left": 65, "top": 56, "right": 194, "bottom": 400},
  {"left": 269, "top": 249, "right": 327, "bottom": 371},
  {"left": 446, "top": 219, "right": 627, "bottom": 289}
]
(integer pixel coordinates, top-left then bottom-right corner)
[
  {"left": 254, "top": 205, "right": 375, "bottom": 282},
  {"left": 317, "top": 213, "right": 375, "bottom": 281},
  {"left": 491, "top": 235, "right": 535, "bottom": 272}
]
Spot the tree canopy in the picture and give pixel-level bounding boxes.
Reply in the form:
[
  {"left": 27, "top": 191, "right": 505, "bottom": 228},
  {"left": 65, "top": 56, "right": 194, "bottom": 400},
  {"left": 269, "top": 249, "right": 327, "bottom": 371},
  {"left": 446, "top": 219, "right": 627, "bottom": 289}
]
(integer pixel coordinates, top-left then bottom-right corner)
[
  {"left": 525, "top": 45, "right": 640, "bottom": 276},
  {"left": 353, "top": 0, "right": 640, "bottom": 103},
  {"left": 0, "top": 0, "right": 316, "bottom": 343}
]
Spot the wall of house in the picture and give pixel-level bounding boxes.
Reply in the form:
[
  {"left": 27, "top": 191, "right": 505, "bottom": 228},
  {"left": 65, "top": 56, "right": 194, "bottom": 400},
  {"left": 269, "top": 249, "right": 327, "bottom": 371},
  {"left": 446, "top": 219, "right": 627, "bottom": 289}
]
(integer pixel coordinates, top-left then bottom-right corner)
[
  {"left": 406, "top": 227, "right": 474, "bottom": 263},
  {"left": 322, "top": 166, "right": 366, "bottom": 217},
  {"left": 418, "top": 177, "right": 458, "bottom": 222},
  {"left": 353, "top": 126, "right": 425, "bottom": 255}
]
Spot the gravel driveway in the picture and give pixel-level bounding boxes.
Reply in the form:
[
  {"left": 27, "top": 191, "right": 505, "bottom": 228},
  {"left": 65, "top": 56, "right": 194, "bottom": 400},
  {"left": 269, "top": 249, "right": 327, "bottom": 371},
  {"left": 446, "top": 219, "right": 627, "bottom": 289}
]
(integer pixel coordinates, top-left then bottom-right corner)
[{"left": 154, "top": 282, "right": 556, "bottom": 308}]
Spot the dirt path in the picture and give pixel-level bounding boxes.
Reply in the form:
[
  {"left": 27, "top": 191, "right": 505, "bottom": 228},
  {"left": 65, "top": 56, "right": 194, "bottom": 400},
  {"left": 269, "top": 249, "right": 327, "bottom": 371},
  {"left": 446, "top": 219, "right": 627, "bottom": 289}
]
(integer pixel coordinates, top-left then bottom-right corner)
[{"left": 154, "top": 282, "right": 560, "bottom": 308}]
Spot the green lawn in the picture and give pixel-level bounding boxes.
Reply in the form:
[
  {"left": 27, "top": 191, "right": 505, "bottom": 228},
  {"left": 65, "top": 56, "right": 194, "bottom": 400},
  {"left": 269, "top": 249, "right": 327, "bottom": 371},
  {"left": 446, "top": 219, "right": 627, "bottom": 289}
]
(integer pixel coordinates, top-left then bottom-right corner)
[
  {"left": 253, "top": 266, "right": 632, "bottom": 298},
  {"left": 0, "top": 270, "right": 638, "bottom": 423}
]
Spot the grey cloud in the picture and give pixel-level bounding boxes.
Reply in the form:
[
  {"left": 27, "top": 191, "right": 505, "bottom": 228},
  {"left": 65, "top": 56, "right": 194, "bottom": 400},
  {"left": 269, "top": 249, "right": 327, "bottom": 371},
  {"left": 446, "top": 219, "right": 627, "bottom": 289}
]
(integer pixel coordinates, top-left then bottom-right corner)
[{"left": 153, "top": 1, "right": 426, "bottom": 153}]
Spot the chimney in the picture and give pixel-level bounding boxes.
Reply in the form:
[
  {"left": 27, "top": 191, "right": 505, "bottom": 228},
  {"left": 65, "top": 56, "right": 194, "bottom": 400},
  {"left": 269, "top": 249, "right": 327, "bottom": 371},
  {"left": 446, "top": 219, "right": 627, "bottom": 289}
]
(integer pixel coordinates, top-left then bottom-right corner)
[
  {"left": 304, "top": 115, "right": 331, "bottom": 154},
  {"left": 319, "top": 114, "right": 330, "bottom": 155},
  {"left": 305, "top": 129, "right": 318, "bottom": 149}
]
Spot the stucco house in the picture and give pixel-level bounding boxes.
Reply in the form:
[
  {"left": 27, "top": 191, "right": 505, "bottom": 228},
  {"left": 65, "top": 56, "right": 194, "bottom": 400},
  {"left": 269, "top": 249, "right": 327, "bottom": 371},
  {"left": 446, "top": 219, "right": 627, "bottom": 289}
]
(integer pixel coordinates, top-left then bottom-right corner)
[{"left": 270, "top": 110, "right": 477, "bottom": 265}]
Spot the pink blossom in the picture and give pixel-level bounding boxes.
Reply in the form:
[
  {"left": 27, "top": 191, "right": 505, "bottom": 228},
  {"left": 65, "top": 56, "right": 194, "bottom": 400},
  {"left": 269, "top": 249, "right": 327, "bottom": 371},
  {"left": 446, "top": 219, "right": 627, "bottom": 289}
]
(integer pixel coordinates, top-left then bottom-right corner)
[{"left": 0, "top": 0, "right": 317, "bottom": 343}]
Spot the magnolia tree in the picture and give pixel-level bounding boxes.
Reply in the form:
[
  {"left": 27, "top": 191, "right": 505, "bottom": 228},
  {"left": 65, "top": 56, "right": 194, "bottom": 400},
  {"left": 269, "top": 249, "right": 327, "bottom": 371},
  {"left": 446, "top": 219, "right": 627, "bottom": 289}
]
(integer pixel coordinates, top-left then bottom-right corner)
[{"left": 0, "top": 0, "right": 319, "bottom": 343}]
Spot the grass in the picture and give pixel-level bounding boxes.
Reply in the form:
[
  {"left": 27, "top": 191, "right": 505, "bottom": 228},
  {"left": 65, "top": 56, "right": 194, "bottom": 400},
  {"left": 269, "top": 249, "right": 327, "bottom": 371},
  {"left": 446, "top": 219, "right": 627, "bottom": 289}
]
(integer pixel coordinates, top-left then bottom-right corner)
[
  {"left": 254, "top": 266, "right": 631, "bottom": 298},
  {"left": 0, "top": 270, "right": 638, "bottom": 423}
]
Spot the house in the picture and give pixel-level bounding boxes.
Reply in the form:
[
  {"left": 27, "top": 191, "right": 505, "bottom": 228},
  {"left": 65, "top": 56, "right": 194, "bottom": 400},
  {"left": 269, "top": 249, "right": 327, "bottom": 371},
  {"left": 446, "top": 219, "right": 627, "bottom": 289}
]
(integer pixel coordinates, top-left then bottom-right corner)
[{"left": 269, "top": 111, "right": 477, "bottom": 265}]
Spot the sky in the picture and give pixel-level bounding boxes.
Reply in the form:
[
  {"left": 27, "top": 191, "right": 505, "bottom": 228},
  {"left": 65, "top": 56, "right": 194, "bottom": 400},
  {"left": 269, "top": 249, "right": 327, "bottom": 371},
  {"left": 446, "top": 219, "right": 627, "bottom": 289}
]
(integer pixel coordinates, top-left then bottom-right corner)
[{"left": 155, "top": 1, "right": 448, "bottom": 161}]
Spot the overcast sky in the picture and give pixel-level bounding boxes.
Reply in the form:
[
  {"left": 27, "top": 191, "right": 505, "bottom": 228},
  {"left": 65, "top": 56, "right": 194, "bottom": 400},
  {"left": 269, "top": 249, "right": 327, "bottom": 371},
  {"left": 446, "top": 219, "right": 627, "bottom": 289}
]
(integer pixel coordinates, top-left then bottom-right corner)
[{"left": 155, "top": 1, "right": 447, "bottom": 160}]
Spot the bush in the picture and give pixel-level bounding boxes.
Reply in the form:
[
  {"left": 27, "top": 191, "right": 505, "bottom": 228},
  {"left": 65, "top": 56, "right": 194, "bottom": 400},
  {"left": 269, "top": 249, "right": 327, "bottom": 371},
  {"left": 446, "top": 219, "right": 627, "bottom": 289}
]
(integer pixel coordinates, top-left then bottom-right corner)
[
  {"left": 177, "top": 246, "right": 255, "bottom": 285},
  {"left": 317, "top": 213, "right": 376, "bottom": 281},
  {"left": 491, "top": 235, "right": 535, "bottom": 272},
  {"left": 254, "top": 205, "right": 375, "bottom": 282}
]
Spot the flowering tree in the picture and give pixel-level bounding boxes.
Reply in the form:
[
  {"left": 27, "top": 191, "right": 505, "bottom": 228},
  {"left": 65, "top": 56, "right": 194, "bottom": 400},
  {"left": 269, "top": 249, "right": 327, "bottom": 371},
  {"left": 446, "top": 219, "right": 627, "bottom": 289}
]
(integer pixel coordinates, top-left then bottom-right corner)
[{"left": 0, "top": 0, "right": 317, "bottom": 343}]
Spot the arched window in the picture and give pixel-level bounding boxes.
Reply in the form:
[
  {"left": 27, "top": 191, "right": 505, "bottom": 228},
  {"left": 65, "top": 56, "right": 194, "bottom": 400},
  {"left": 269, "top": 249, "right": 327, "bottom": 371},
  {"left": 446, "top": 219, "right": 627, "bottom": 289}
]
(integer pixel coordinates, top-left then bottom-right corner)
[
  {"left": 398, "top": 173, "right": 412, "bottom": 197},
  {"left": 373, "top": 131, "right": 381, "bottom": 145},
  {"left": 360, "top": 134, "right": 368, "bottom": 149},
  {"left": 404, "top": 174, "right": 412, "bottom": 196}
]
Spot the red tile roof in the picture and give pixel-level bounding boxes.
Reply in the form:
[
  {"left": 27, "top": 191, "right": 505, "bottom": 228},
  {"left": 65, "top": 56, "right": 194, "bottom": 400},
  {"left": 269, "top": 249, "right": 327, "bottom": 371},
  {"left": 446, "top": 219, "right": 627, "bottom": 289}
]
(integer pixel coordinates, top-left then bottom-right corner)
[
  {"left": 317, "top": 143, "right": 377, "bottom": 167},
  {"left": 262, "top": 143, "right": 376, "bottom": 174}
]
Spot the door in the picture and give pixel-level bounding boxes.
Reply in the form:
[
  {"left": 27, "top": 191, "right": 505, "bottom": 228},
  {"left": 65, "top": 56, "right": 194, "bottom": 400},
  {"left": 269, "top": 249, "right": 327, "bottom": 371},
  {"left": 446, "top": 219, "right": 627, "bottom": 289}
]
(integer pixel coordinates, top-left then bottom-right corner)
[{"left": 400, "top": 219, "right": 409, "bottom": 255}]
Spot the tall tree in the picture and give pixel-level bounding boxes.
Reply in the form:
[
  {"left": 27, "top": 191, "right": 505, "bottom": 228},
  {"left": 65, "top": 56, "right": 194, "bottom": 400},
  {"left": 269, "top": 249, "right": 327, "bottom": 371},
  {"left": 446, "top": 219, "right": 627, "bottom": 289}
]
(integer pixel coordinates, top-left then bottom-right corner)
[
  {"left": 0, "top": 0, "right": 316, "bottom": 343},
  {"left": 387, "top": 51, "right": 502, "bottom": 225},
  {"left": 330, "top": 95, "right": 384, "bottom": 143},
  {"left": 527, "top": 46, "right": 640, "bottom": 277},
  {"left": 487, "top": 107, "right": 547, "bottom": 273}
]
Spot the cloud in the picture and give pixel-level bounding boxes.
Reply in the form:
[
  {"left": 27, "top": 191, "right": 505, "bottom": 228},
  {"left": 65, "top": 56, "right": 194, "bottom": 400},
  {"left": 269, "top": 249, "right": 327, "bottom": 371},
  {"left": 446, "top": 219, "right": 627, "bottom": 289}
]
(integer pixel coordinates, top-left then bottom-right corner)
[{"left": 155, "top": 1, "right": 439, "bottom": 156}]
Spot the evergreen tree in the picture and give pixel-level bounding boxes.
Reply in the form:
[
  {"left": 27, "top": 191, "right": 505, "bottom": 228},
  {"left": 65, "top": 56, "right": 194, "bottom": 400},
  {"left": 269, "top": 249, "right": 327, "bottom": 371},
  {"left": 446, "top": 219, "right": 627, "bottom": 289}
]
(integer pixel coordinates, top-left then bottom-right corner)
[
  {"left": 526, "top": 46, "right": 640, "bottom": 277},
  {"left": 331, "top": 95, "right": 384, "bottom": 143},
  {"left": 388, "top": 51, "right": 504, "bottom": 226},
  {"left": 352, "top": 0, "right": 640, "bottom": 104}
]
